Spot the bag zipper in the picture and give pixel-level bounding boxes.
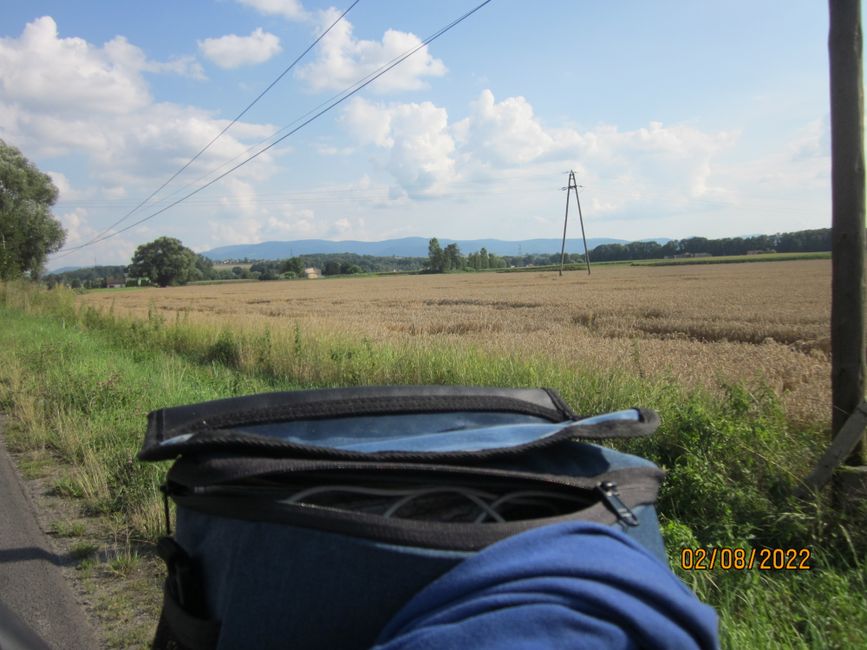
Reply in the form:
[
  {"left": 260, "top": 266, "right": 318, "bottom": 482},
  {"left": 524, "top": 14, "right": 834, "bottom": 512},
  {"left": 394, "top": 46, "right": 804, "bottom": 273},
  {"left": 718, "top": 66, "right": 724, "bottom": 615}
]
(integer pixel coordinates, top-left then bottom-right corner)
[{"left": 595, "top": 481, "right": 639, "bottom": 527}]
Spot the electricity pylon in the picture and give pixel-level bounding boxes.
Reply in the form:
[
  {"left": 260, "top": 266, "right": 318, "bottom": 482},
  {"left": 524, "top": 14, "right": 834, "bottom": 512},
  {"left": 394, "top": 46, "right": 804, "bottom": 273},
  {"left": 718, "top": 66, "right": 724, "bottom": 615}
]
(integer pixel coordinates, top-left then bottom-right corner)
[{"left": 558, "top": 170, "right": 591, "bottom": 276}]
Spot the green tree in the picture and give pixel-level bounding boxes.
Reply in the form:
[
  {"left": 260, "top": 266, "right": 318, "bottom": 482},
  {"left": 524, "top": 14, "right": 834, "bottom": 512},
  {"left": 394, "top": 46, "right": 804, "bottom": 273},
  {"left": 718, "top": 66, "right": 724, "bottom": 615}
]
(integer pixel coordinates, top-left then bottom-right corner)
[
  {"left": 444, "top": 243, "right": 463, "bottom": 271},
  {"left": 488, "top": 253, "right": 506, "bottom": 269},
  {"left": 0, "top": 140, "right": 66, "bottom": 279},
  {"left": 682, "top": 237, "right": 710, "bottom": 255},
  {"left": 128, "top": 237, "right": 199, "bottom": 287},
  {"left": 281, "top": 257, "right": 304, "bottom": 275},
  {"left": 339, "top": 262, "right": 362, "bottom": 275},
  {"left": 427, "top": 238, "right": 445, "bottom": 272},
  {"left": 194, "top": 254, "right": 215, "bottom": 281},
  {"left": 322, "top": 260, "right": 341, "bottom": 276}
]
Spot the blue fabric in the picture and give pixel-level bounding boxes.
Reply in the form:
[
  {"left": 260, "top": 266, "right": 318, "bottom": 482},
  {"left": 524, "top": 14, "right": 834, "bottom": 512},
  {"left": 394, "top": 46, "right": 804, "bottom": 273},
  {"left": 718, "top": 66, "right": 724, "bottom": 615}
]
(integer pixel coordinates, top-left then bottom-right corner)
[
  {"left": 373, "top": 522, "right": 719, "bottom": 650},
  {"left": 173, "top": 440, "right": 672, "bottom": 649},
  {"left": 177, "top": 509, "right": 470, "bottom": 650},
  {"left": 216, "top": 410, "right": 642, "bottom": 452},
  {"left": 484, "top": 441, "right": 667, "bottom": 562}
]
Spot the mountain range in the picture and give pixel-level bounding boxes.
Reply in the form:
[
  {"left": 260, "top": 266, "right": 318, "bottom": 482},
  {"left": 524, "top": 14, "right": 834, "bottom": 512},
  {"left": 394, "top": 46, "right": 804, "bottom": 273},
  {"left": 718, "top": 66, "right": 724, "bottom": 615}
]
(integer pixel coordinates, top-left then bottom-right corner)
[{"left": 201, "top": 237, "right": 670, "bottom": 261}]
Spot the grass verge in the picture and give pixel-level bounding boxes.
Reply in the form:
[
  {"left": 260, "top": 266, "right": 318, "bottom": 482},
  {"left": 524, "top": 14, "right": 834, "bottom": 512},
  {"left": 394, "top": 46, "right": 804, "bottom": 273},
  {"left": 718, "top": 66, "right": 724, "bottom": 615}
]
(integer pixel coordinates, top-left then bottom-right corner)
[{"left": 0, "top": 281, "right": 863, "bottom": 649}]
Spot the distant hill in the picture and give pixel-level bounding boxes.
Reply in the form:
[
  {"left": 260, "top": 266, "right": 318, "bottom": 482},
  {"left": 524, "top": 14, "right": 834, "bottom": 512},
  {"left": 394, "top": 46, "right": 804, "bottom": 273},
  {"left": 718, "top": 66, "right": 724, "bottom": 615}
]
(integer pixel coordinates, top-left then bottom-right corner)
[
  {"left": 46, "top": 266, "right": 82, "bottom": 275},
  {"left": 201, "top": 237, "right": 671, "bottom": 261}
]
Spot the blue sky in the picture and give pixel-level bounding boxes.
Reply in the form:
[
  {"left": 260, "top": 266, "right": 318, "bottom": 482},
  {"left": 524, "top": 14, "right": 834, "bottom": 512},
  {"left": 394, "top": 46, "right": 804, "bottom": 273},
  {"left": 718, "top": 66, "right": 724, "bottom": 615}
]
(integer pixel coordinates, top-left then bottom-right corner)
[{"left": 0, "top": 1, "right": 847, "bottom": 268}]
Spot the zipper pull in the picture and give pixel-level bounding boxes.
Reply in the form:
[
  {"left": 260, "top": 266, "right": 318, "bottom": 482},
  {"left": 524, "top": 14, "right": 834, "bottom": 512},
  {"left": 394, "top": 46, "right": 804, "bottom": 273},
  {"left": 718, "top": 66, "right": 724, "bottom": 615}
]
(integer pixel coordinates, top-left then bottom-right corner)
[{"left": 596, "top": 481, "right": 639, "bottom": 527}]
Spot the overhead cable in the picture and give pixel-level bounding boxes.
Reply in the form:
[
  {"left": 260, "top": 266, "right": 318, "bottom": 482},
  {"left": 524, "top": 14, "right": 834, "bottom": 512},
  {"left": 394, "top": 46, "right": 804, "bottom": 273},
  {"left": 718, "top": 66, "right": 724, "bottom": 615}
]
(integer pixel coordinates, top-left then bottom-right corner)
[
  {"left": 59, "top": 0, "right": 360, "bottom": 254},
  {"left": 54, "top": 0, "right": 494, "bottom": 255}
]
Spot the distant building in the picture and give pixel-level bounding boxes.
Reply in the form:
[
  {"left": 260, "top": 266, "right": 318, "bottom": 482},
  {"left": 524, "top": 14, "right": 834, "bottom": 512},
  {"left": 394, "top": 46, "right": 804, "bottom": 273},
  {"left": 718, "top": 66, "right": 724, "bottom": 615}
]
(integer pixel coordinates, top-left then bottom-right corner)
[
  {"left": 106, "top": 277, "right": 126, "bottom": 288},
  {"left": 303, "top": 267, "right": 321, "bottom": 279}
]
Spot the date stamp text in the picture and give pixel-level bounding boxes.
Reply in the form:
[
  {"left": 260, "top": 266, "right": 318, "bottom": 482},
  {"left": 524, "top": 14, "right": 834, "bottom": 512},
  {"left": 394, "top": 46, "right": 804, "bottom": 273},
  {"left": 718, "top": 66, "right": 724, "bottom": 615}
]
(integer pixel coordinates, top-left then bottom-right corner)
[{"left": 680, "top": 547, "right": 812, "bottom": 571}]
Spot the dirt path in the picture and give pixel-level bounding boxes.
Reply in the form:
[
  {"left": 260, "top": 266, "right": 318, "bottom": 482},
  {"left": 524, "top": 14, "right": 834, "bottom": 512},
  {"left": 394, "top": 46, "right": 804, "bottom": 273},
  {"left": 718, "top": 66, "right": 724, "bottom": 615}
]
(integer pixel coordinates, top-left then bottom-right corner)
[{"left": 0, "top": 416, "right": 100, "bottom": 649}]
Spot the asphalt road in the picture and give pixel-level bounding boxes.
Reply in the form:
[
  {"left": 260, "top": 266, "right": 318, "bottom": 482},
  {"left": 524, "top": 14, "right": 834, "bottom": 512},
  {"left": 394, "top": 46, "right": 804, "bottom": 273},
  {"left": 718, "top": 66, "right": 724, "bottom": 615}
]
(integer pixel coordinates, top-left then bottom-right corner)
[{"left": 0, "top": 417, "right": 99, "bottom": 649}]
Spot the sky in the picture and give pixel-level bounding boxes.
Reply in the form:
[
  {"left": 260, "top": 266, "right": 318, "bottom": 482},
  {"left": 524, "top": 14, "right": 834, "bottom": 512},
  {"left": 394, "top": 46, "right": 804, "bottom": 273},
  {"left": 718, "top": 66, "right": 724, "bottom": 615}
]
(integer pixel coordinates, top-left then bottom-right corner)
[{"left": 0, "top": 1, "right": 850, "bottom": 269}]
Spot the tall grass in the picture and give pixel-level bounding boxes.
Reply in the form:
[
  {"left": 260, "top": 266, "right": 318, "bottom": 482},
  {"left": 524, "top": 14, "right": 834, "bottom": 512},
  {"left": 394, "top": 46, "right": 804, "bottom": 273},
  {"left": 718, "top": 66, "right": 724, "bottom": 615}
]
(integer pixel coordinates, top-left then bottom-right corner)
[{"left": 0, "top": 280, "right": 864, "bottom": 648}]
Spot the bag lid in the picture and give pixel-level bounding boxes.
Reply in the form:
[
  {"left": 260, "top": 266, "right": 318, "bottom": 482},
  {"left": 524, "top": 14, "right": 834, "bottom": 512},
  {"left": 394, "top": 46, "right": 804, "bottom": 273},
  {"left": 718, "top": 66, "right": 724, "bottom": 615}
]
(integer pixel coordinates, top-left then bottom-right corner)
[{"left": 139, "top": 386, "right": 659, "bottom": 462}]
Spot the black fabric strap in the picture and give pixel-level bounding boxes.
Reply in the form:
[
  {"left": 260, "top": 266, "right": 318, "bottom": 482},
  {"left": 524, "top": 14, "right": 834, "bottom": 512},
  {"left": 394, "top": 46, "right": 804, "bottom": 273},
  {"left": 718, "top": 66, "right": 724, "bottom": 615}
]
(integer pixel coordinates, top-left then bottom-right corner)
[
  {"left": 154, "top": 537, "right": 221, "bottom": 650},
  {"left": 153, "top": 580, "right": 221, "bottom": 650}
]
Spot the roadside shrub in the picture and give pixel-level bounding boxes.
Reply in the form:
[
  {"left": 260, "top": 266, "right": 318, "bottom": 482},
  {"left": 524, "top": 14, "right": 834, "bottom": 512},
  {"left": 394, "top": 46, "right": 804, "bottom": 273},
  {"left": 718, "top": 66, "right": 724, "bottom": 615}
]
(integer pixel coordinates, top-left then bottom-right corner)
[{"left": 626, "top": 383, "right": 821, "bottom": 551}]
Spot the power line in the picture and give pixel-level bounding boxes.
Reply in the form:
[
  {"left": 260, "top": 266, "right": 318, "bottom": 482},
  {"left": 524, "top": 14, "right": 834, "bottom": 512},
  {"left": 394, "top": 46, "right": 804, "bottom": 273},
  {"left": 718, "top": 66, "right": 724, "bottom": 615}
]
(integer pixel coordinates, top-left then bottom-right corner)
[
  {"left": 53, "top": 0, "right": 494, "bottom": 257},
  {"left": 76, "top": 2, "right": 494, "bottom": 226},
  {"left": 60, "top": 0, "right": 360, "bottom": 254}
]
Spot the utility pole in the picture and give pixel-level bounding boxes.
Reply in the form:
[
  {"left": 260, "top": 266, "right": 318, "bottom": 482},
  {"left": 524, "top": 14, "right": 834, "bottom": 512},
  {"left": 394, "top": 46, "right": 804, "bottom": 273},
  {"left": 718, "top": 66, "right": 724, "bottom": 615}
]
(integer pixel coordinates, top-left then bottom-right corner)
[
  {"left": 558, "top": 170, "right": 591, "bottom": 276},
  {"left": 829, "top": 0, "right": 865, "bottom": 469}
]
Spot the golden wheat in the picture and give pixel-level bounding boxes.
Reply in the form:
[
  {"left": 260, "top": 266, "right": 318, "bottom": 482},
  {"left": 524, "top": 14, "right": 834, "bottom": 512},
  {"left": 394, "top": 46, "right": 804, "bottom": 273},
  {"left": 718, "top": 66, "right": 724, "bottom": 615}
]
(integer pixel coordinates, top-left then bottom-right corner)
[{"left": 79, "top": 260, "right": 834, "bottom": 425}]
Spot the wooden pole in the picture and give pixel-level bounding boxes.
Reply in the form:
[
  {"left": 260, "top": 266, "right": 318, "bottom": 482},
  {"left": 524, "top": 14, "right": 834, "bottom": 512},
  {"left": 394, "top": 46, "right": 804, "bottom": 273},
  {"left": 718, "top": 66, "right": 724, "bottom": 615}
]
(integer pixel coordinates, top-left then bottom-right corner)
[
  {"left": 798, "top": 400, "right": 867, "bottom": 495},
  {"left": 572, "top": 177, "right": 591, "bottom": 275},
  {"left": 558, "top": 173, "right": 571, "bottom": 276},
  {"left": 829, "top": 0, "right": 866, "bottom": 466}
]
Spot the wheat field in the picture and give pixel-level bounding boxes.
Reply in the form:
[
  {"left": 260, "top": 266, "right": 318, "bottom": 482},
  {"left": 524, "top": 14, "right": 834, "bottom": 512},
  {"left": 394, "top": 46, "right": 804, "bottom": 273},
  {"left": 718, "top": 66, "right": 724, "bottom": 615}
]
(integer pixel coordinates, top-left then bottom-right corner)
[{"left": 79, "top": 259, "right": 833, "bottom": 425}]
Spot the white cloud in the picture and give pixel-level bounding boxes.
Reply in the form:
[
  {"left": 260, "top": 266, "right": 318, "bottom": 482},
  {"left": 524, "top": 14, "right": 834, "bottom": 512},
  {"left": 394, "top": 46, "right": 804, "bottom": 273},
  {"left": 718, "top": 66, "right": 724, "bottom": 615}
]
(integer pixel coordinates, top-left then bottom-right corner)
[
  {"left": 46, "top": 171, "right": 73, "bottom": 199},
  {"left": 146, "top": 56, "right": 206, "bottom": 80},
  {"left": 0, "top": 17, "right": 151, "bottom": 116},
  {"left": 295, "top": 9, "right": 446, "bottom": 93},
  {"left": 102, "top": 36, "right": 206, "bottom": 79},
  {"left": 0, "top": 17, "right": 205, "bottom": 122},
  {"left": 236, "top": 0, "right": 309, "bottom": 21},
  {"left": 199, "top": 28, "right": 282, "bottom": 69},
  {"left": 789, "top": 116, "right": 831, "bottom": 163},
  {"left": 220, "top": 178, "right": 259, "bottom": 218},
  {"left": 266, "top": 210, "right": 315, "bottom": 237},
  {"left": 453, "top": 90, "right": 735, "bottom": 199},
  {"left": 0, "top": 17, "right": 284, "bottom": 268},
  {"left": 58, "top": 207, "right": 88, "bottom": 246},
  {"left": 0, "top": 17, "right": 276, "bottom": 186},
  {"left": 453, "top": 90, "right": 739, "bottom": 219},
  {"left": 209, "top": 215, "right": 263, "bottom": 246},
  {"left": 341, "top": 97, "right": 393, "bottom": 147},
  {"left": 333, "top": 217, "right": 351, "bottom": 233},
  {"left": 568, "top": 121, "right": 737, "bottom": 215},
  {"left": 453, "top": 90, "right": 555, "bottom": 165},
  {"left": 52, "top": 207, "right": 138, "bottom": 266},
  {"left": 704, "top": 117, "right": 831, "bottom": 231},
  {"left": 342, "top": 97, "right": 457, "bottom": 198},
  {"left": 326, "top": 216, "right": 365, "bottom": 239},
  {"left": 342, "top": 89, "right": 737, "bottom": 219}
]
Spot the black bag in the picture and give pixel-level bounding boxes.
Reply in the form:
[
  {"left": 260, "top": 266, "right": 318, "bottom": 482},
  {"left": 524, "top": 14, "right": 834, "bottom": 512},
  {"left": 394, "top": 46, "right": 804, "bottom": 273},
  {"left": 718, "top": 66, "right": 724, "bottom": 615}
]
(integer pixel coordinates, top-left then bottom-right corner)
[{"left": 139, "top": 386, "right": 665, "bottom": 650}]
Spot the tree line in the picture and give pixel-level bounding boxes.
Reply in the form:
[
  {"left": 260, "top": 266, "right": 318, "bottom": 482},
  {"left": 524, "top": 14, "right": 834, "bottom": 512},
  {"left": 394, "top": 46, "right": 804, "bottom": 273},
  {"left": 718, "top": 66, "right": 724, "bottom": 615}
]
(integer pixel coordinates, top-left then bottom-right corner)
[
  {"left": 426, "top": 238, "right": 507, "bottom": 272},
  {"left": 50, "top": 226, "right": 839, "bottom": 288},
  {"left": 48, "top": 248, "right": 434, "bottom": 286},
  {"left": 233, "top": 253, "right": 425, "bottom": 281},
  {"left": 589, "top": 229, "right": 834, "bottom": 262}
]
